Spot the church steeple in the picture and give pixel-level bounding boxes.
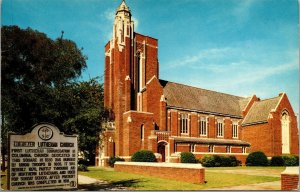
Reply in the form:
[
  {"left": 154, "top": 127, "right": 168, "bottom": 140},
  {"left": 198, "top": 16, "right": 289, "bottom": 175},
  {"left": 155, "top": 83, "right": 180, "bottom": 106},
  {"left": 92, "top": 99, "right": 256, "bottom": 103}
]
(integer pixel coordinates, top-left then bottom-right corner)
[
  {"left": 116, "top": 0, "right": 131, "bottom": 16},
  {"left": 113, "top": 0, "right": 134, "bottom": 51}
]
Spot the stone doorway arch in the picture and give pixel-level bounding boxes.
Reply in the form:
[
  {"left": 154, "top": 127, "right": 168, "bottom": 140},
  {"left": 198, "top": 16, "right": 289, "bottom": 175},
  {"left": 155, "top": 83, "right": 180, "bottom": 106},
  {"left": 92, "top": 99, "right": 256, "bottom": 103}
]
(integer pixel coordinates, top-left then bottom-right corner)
[{"left": 157, "top": 141, "right": 168, "bottom": 162}]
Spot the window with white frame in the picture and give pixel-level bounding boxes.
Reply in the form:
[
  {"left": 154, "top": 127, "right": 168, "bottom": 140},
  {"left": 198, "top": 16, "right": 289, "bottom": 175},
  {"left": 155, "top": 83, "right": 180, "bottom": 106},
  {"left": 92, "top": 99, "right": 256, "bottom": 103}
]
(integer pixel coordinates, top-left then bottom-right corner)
[
  {"left": 226, "top": 146, "right": 231, "bottom": 153},
  {"left": 209, "top": 145, "right": 214, "bottom": 153},
  {"left": 199, "top": 116, "right": 207, "bottom": 136},
  {"left": 180, "top": 113, "right": 189, "bottom": 134},
  {"left": 190, "top": 144, "right": 195, "bottom": 152},
  {"left": 242, "top": 147, "right": 246, "bottom": 154},
  {"left": 232, "top": 122, "right": 238, "bottom": 138},
  {"left": 217, "top": 119, "right": 224, "bottom": 137}
]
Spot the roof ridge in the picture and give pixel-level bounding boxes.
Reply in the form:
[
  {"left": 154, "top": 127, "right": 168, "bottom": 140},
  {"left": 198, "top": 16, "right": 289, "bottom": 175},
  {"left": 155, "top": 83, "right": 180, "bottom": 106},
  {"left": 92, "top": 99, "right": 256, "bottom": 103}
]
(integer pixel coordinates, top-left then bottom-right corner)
[
  {"left": 159, "top": 79, "right": 245, "bottom": 99},
  {"left": 256, "top": 95, "right": 281, "bottom": 102}
]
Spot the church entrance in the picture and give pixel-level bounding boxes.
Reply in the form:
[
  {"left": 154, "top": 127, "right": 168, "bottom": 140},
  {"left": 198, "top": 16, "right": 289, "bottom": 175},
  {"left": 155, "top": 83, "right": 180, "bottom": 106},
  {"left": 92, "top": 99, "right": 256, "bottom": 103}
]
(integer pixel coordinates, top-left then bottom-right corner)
[{"left": 157, "top": 142, "right": 167, "bottom": 162}]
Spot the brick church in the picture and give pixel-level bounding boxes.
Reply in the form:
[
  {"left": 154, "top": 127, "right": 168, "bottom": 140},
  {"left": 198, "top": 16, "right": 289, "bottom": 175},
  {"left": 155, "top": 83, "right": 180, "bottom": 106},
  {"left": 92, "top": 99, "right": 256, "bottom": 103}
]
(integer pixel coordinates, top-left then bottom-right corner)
[{"left": 96, "top": 1, "right": 299, "bottom": 166}]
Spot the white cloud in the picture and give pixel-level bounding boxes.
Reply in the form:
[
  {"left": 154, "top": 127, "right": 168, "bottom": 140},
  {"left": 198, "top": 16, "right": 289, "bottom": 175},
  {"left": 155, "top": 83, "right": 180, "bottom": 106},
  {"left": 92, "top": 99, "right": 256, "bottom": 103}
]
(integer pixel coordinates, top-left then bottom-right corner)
[
  {"left": 104, "top": 9, "right": 115, "bottom": 23},
  {"left": 166, "top": 47, "right": 232, "bottom": 68},
  {"left": 132, "top": 16, "right": 139, "bottom": 31}
]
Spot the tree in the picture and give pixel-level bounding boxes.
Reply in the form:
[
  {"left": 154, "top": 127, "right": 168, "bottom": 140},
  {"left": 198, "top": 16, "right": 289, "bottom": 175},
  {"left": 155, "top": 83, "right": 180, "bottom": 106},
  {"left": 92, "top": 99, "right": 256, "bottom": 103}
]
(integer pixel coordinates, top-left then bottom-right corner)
[
  {"left": 1, "top": 25, "right": 106, "bottom": 167},
  {"left": 1, "top": 25, "right": 86, "bottom": 132},
  {"left": 62, "top": 78, "right": 108, "bottom": 165}
]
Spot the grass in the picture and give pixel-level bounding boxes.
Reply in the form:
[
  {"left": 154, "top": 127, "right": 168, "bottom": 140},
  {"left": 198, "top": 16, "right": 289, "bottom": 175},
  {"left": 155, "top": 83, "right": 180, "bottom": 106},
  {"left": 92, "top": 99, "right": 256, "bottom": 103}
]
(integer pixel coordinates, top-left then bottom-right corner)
[
  {"left": 0, "top": 170, "right": 7, "bottom": 190},
  {"left": 0, "top": 166, "right": 284, "bottom": 190},
  {"left": 205, "top": 166, "right": 286, "bottom": 170},
  {"left": 79, "top": 166, "right": 281, "bottom": 190}
]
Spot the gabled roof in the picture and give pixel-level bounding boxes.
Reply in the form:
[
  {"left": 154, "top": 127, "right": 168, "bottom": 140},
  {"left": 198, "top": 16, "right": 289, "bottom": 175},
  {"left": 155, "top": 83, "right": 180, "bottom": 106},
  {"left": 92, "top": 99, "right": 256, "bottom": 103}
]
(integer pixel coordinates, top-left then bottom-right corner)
[
  {"left": 242, "top": 96, "right": 281, "bottom": 126},
  {"left": 239, "top": 97, "right": 252, "bottom": 112},
  {"left": 159, "top": 80, "right": 246, "bottom": 117}
]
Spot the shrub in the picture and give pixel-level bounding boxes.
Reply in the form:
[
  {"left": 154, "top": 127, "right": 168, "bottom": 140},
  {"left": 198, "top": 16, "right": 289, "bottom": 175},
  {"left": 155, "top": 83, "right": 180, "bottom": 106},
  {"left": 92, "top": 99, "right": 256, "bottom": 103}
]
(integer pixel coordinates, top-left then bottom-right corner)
[
  {"left": 246, "top": 151, "right": 268, "bottom": 166},
  {"left": 180, "top": 152, "right": 197, "bottom": 163},
  {"left": 78, "top": 164, "right": 88, "bottom": 172},
  {"left": 282, "top": 155, "right": 299, "bottom": 166},
  {"left": 228, "top": 156, "right": 238, "bottom": 166},
  {"left": 201, "top": 155, "right": 215, "bottom": 167},
  {"left": 270, "top": 156, "right": 284, "bottom": 166},
  {"left": 201, "top": 155, "right": 238, "bottom": 167},
  {"left": 131, "top": 150, "right": 156, "bottom": 162},
  {"left": 78, "top": 159, "right": 89, "bottom": 166},
  {"left": 108, "top": 156, "right": 125, "bottom": 167}
]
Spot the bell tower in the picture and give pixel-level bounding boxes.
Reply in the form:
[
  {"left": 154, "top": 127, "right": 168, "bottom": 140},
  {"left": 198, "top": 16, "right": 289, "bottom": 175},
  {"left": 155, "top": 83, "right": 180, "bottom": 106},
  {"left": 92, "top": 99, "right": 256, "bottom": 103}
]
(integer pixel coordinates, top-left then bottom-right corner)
[
  {"left": 100, "top": 0, "right": 159, "bottom": 165},
  {"left": 103, "top": 0, "right": 135, "bottom": 157},
  {"left": 113, "top": 0, "right": 134, "bottom": 52}
]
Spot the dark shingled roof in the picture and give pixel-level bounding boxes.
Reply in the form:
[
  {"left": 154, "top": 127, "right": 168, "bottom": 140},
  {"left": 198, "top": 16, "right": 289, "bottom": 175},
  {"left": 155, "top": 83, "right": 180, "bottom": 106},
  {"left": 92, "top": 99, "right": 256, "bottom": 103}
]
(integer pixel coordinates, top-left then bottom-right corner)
[
  {"left": 159, "top": 80, "right": 247, "bottom": 117},
  {"left": 173, "top": 136, "right": 250, "bottom": 146},
  {"left": 242, "top": 96, "right": 281, "bottom": 126}
]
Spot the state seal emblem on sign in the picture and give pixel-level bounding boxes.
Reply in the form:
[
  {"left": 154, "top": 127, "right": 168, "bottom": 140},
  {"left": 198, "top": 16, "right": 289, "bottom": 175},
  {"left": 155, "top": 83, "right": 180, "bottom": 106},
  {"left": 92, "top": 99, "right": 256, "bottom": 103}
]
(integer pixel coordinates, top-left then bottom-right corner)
[{"left": 38, "top": 126, "right": 53, "bottom": 140}]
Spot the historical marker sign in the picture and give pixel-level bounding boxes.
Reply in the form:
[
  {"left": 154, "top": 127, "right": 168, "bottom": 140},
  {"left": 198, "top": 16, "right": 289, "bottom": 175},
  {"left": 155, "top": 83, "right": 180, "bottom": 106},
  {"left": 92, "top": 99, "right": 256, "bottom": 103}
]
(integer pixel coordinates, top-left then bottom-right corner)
[{"left": 8, "top": 123, "right": 78, "bottom": 190}]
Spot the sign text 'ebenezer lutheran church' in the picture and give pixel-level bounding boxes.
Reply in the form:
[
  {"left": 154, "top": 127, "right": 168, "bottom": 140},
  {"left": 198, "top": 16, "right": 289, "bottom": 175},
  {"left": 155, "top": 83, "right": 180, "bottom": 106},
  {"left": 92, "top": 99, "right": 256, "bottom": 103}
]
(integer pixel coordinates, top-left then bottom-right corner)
[{"left": 8, "top": 123, "right": 78, "bottom": 191}]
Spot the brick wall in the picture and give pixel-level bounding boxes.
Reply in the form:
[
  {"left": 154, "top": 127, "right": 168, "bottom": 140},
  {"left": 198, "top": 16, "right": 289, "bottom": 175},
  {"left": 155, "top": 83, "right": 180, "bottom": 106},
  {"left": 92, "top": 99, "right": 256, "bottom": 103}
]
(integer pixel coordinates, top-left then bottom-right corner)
[
  {"left": 114, "top": 162, "right": 205, "bottom": 184},
  {"left": 242, "top": 123, "right": 273, "bottom": 156},
  {"left": 208, "top": 116, "right": 216, "bottom": 138},
  {"left": 191, "top": 113, "right": 198, "bottom": 137},
  {"left": 214, "top": 146, "right": 226, "bottom": 153},
  {"left": 281, "top": 174, "right": 299, "bottom": 190},
  {"left": 281, "top": 167, "right": 299, "bottom": 190},
  {"left": 176, "top": 144, "right": 190, "bottom": 152},
  {"left": 241, "top": 93, "right": 299, "bottom": 157},
  {"left": 122, "top": 111, "right": 155, "bottom": 156}
]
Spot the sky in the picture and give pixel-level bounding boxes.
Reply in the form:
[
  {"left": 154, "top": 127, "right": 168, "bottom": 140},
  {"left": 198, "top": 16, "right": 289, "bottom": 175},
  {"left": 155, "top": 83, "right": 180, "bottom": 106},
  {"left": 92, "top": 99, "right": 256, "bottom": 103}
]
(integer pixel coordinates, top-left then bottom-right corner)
[{"left": 2, "top": 0, "right": 299, "bottom": 116}]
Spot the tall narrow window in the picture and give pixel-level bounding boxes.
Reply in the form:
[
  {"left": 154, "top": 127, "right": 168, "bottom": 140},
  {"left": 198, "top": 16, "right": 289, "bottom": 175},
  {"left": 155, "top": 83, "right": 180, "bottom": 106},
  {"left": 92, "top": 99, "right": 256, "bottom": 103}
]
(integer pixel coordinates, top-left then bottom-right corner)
[
  {"left": 139, "top": 55, "right": 143, "bottom": 91},
  {"left": 209, "top": 145, "right": 214, "bottom": 153},
  {"left": 217, "top": 119, "right": 224, "bottom": 137},
  {"left": 190, "top": 144, "right": 195, "bottom": 152},
  {"left": 140, "top": 124, "right": 144, "bottom": 140},
  {"left": 281, "top": 111, "right": 290, "bottom": 154},
  {"left": 232, "top": 122, "right": 238, "bottom": 138},
  {"left": 180, "top": 113, "right": 189, "bottom": 134},
  {"left": 199, "top": 116, "right": 207, "bottom": 136},
  {"left": 121, "top": 21, "right": 124, "bottom": 43},
  {"left": 242, "top": 147, "right": 246, "bottom": 154},
  {"left": 226, "top": 146, "right": 231, "bottom": 153},
  {"left": 136, "top": 53, "right": 141, "bottom": 92}
]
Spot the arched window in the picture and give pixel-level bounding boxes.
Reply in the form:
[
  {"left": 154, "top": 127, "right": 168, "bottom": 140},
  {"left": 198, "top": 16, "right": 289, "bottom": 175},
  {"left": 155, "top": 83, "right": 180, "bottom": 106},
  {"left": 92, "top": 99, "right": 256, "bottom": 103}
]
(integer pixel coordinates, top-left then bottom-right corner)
[{"left": 281, "top": 111, "right": 290, "bottom": 154}]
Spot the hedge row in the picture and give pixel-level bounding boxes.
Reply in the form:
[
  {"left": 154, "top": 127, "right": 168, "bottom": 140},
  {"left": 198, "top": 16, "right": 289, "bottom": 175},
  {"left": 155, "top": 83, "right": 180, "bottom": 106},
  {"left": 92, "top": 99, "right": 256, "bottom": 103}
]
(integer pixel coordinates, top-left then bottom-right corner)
[
  {"left": 272, "top": 155, "right": 299, "bottom": 166},
  {"left": 180, "top": 152, "right": 197, "bottom": 163},
  {"left": 201, "top": 155, "right": 239, "bottom": 167},
  {"left": 247, "top": 151, "right": 299, "bottom": 166}
]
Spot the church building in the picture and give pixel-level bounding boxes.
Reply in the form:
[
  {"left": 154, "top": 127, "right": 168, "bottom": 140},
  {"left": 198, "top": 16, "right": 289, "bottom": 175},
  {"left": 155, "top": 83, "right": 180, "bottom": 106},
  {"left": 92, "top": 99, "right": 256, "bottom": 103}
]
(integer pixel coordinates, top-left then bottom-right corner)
[{"left": 96, "top": 1, "right": 299, "bottom": 166}]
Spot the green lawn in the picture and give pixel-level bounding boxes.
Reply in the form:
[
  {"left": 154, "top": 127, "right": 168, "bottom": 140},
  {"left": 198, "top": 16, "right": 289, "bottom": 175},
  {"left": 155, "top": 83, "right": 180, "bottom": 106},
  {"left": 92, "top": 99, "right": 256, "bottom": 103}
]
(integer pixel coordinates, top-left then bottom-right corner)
[
  {"left": 205, "top": 166, "right": 286, "bottom": 171},
  {"left": 0, "top": 171, "right": 7, "bottom": 190},
  {"left": 79, "top": 166, "right": 282, "bottom": 190},
  {"left": 0, "top": 166, "right": 284, "bottom": 190}
]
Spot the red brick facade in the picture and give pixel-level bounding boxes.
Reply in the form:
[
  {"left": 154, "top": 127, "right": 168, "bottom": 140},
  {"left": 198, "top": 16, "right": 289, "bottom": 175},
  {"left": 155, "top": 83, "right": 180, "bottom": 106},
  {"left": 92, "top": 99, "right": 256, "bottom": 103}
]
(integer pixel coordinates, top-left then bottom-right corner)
[{"left": 96, "top": 1, "right": 299, "bottom": 166}]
